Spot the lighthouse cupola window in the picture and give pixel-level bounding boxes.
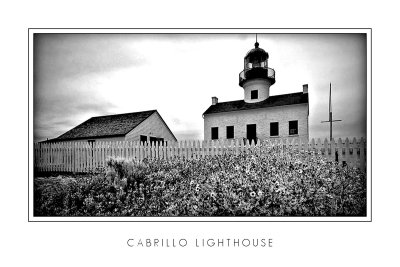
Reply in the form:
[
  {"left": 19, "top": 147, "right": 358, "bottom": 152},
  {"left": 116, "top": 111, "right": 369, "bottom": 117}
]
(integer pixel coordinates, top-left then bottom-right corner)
[{"left": 244, "top": 42, "right": 269, "bottom": 71}]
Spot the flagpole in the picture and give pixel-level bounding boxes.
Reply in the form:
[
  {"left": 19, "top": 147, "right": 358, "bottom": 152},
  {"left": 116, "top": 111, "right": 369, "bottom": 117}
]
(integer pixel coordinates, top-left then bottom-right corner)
[
  {"left": 321, "top": 82, "right": 342, "bottom": 141},
  {"left": 329, "top": 83, "right": 332, "bottom": 141}
]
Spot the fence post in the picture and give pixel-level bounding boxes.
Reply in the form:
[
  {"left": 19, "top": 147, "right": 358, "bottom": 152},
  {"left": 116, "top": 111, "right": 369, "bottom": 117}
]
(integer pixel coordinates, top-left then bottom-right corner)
[
  {"left": 194, "top": 140, "right": 199, "bottom": 159},
  {"left": 97, "top": 142, "right": 102, "bottom": 169},
  {"left": 83, "top": 142, "right": 86, "bottom": 173},
  {"left": 140, "top": 141, "right": 144, "bottom": 161},
  {"left": 185, "top": 140, "right": 189, "bottom": 159},
  {"left": 61, "top": 142, "right": 64, "bottom": 172},
  {"left": 72, "top": 142, "right": 75, "bottom": 173},
  {"left": 49, "top": 143, "right": 53, "bottom": 172},
  {"left": 60, "top": 142, "right": 63, "bottom": 172},
  {"left": 352, "top": 137, "right": 358, "bottom": 168},
  {"left": 47, "top": 143, "right": 51, "bottom": 172},
  {"left": 89, "top": 141, "right": 93, "bottom": 172},
  {"left": 41, "top": 143, "right": 44, "bottom": 172},
  {"left": 323, "top": 138, "right": 329, "bottom": 159},
  {"left": 293, "top": 137, "right": 298, "bottom": 151},
  {"left": 33, "top": 143, "right": 36, "bottom": 172},
  {"left": 190, "top": 140, "right": 194, "bottom": 159},
  {"left": 97, "top": 141, "right": 101, "bottom": 169},
  {"left": 330, "top": 138, "right": 336, "bottom": 163},
  {"left": 319, "top": 138, "right": 323, "bottom": 156},
  {"left": 156, "top": 141, "right": 159, "bottom": 160},
  {"left": 40, "top": 143, "right": 43, "bottom": 172},
  {"left": 43, "top": 143, "right": 46, "bottom": 172},
  {"left": 80, "top": 142, "right": 84, "bottom": 172},
  {"left": 54, "top": 143, "right": 57, "bottom": 172},
  {"left": 203, "top": 140, "right": 207, "bottom": 157},
  {"left": 131, "top": 141, "right": 136, "bottom": 162},
  {"left": 53, "top": 143, "right": 57, "bottom": 172},
  {"left": 65, "top": 142, "right": 68, "bottom": 172},
  {"left": 71, "top": 142, "right": 74, "bottom": 172},
  {"left": 79, "top": 141, "right": 82, "bottom": 172},
  {"left": 168, "top": 141, "right": 172, "bottom": 160},
  {"left": 344, "top": 138, "right": 350, "bottom": 167},
  {"left": 41, "top": 143, "right": 43, "bottom": 172},
  {"left": 34, "top": 143, "right": 37, "bottom": 172},
  {"left": 80, "top": 142, "right": 83, "bottom": 173},
  {"left": 134, "top": 140, "right": 140, "bottom": 162},
  {"left": 125, "top": 140, "right": 129, "bottom": 159},
  {"left": 165, "top": 141, "right": 169, "bottom": 160},
  {"left": 337, "top": 138, "right": 342, "bottom": 165},
  {"left": 175, "top": 141, "right": 179, "bottom": 160},
  {"left": 299, "top": 138, "right": 305, "bottom": 152},
  {"left": 103, "top": 141, "right": 106, "bottom": 167},
  {"left": 85, "top": 142, "right": 89, "bottom": 172},
  {"left": 75, "top": 142, "right": 79, "bottom": 173},
  {"left": 48, "top": 143, "right": 51, "bottom": 172},
  {"left": 158, "top": 141, "right": 162, "bottom": 160},
  {"left": 148, "top": 141, "right": 151, "bottom": 160},
  {"left": 164, "top": 140, "right": 168, "bottom": 160},
  {"left": 104, "top": 142, "right": 108, "bottom": 167},
  {"left": 42, "top": 143, "right": 45, "bottom": 172},
  {"left": 360, "top": 137, "right": 366, "bottom": 171}
]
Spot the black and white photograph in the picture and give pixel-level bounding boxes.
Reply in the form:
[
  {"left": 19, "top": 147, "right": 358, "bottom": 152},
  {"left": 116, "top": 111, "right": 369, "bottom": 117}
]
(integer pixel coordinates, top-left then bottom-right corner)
[
  {"left": 2, "top": 1, "right": 400, "bottom": 266},
  {"left": 30, "top": 30, "right": 370, "bottom": 220}
]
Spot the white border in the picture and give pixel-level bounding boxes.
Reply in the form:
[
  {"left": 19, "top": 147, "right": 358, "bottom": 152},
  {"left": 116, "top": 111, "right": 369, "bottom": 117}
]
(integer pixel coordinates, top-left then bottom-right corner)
[{"left": 28, "top": 28, "right": 372, "bottom": 222}]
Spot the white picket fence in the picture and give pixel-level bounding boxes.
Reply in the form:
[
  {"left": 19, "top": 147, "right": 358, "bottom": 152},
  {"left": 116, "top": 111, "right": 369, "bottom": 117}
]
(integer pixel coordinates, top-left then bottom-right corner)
[{"left": 34, "top": 137, "right": 366, "bottom": 173}]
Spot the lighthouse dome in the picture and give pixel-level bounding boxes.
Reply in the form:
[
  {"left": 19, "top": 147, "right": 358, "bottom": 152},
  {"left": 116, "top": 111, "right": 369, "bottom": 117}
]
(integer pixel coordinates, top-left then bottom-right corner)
[
  {"left": 244, "top": 42, "right": 269, "bottom": 63},
  {"left": 239, "top": 41, "right": 275, "bottom": 88}
]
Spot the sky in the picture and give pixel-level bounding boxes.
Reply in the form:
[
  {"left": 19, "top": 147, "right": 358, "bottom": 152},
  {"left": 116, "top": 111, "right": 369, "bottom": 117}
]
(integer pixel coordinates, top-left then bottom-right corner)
[{"left": 33, "top": 33, "right": 367, "bottom": 142}]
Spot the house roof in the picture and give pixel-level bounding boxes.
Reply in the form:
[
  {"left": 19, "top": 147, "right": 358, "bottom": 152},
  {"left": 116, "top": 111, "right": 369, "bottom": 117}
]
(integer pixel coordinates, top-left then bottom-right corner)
[
  {"left": 55, "top": 110, "right": 157, "bottom": 141},
  {"left": 203, "top": 92, "right": 308, "bottom": 115}
]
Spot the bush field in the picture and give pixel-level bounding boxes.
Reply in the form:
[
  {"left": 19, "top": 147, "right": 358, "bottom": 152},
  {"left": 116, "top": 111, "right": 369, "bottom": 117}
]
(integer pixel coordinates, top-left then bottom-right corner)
[{"left": 34, "top": 144, "right": 367, "bottom": 216}]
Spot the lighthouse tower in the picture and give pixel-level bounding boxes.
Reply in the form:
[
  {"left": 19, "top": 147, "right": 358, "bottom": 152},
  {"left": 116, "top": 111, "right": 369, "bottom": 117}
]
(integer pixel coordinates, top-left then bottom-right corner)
[
  {"left": 239, "top": 41, "right": 276, "bottom": 103},
  {"left": 203, "top": 39, "right": 309, "bottom": 143}
]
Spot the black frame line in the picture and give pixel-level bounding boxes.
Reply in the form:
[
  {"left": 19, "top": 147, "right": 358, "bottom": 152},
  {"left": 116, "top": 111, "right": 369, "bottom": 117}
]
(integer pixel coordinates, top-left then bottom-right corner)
[{"left": 28, "top": 28, "right": 372, "bottom": 223}]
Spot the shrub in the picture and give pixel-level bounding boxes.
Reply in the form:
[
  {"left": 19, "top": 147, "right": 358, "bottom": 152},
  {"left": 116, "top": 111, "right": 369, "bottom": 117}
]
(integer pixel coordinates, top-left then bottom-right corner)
[{"left": 34, "top": 143, "right": 366, "bottom": 216}]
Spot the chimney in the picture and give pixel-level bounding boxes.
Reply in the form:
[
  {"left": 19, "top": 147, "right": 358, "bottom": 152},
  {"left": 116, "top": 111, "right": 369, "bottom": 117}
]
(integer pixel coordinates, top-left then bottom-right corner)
[
  {"left": 303, "top": 84, "right": 308, "bottom": 94},
  {"left": 212, "top": 96, "right": 218, "bottom": 105}
]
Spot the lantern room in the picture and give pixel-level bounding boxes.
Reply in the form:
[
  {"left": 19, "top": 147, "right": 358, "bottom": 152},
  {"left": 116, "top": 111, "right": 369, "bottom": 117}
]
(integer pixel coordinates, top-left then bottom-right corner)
[{"left": 239, "top": 41, "right": 276, "bottom": 87}]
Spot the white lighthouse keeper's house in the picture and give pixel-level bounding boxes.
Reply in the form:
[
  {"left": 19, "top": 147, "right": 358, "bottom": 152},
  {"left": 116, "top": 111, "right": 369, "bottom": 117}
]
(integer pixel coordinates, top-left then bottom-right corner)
[{"left": 203, "top": 41, "right": 309, "bottom": 143}]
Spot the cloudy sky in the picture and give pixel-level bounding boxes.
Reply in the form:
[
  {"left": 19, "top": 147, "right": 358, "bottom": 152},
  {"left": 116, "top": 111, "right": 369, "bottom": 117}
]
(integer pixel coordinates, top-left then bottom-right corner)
[{"left": 33, "top": 33, "right": 367, "bottom": 142}]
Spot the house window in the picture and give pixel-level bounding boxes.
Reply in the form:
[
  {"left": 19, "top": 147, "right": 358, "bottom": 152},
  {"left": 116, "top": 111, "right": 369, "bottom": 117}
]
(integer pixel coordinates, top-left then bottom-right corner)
[
  {"left": 251, "top": 90, "right": 258, "bottom": 100},
  {"left": 289, "top": 120, "right": 298, "bottom": 135},
  {"left": 226, "top": 126, "right": 234, "bottom": 139},
  {"left": 270, "top": 122, "right": 279, "bottom": 137},
  {"left": 149, "top": 137, "right": 164, "bottom": 145},
  {"left": 140, "top": 135, "right": 147, "bottom": 143},
  {"left": 88, "top": 139, "right": 95, "bottom": 145},
  {"left": 211, "top": 127, "right": 219, "bottom": 140}
]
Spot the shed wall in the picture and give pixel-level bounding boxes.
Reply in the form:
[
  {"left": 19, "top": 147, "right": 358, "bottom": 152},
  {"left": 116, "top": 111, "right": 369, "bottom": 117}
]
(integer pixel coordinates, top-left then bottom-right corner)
[{"left": 125, "top": 112, "right": 176, "bottom": 142}]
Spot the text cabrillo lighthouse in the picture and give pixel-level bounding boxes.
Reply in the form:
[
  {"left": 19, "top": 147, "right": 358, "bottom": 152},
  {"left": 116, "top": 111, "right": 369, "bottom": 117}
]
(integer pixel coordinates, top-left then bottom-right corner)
[{"left": 203, "top": 39, "right": 310, "bottom": 143}]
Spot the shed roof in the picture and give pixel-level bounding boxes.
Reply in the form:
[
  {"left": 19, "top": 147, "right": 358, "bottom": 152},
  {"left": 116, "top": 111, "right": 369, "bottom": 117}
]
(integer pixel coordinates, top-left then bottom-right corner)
[
  {"left": 203, "top": 92, "right": 308, "bottom": 115},
  {"left": 55, "top": 110, "right": 157, "bottom": 141}
]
